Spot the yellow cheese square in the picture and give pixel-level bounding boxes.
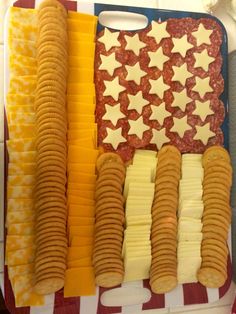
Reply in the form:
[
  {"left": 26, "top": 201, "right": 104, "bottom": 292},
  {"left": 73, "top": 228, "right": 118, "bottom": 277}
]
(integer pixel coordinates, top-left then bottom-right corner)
[
  {"left": 68, "top": 68, "right": 94, "bottom": 84},
  {"left": 67, "top": 129, "right": 96, "bottom": 141},
  {"left": 67, "top": 83, "right": 95, "bottom": 96},
  {"left": 7, "top": 247, "right": 35, "bottom": 266},
  {"left": 9, "top": 63, "right": 37, "bottom": 76},
  {"left": 7, "top": 186, "right": 34, "bottom": 199},
  {"left": 67, "top": 102, "right": 95, "bottom": 115},
  {"left": 69, "top": 226, "right": 94, "bottom": 243},
  {"left": 68, "top": 137, "right": 95, "bottom": 149},
  {"left": 8, "top": 113, "right": 35, "bottom": 124},
  {"left": 67, "top": 94, "right": 95, "bottom": 104},
  {"left": 68, "top": 217, "right": 94, "bottom": 227},
  {"left": 6, "top": 235, "right": 34, "bottom": 252},
  {"left": 9, "top": 7, "right": 37, "bottom": 25},
  {"left": 68, "top": 195, "right": 95, "bottom": 206},
  {"left": 9, "top": 38, "right": 36, "bottom": 58},
  {"left": 10, "top": 54, "right": 37, "bottom": 68},
  {"left": 68, "top": 122, "right": 97, "bottom": 130},
  {"left": 67, "top": 246, "right": 93, "bottom": 261},
  {"left": 68, "top": 56, "right": 94, "bottom": 69},
  {"left": 70, "top": 237, "right": 93, "bottom": 247},
  {"left": 8, "top": 151, "right": 36, "bottom": 163},
  {"left": 64, "top": 267, "right": 95, "bottom": 297},
  {"left": 8, "top": 21, "right": 37, "bottom": 41},
  {"left": 8, "top": 163, "right": 35, "bottom": 175},
  {"left": 7, "top": 94, "right": 35, "bottom": 106},
  {"left": 68, "top": 11, "right": 97, "bottom": 22},
  {"left": 67, "top": 163, "right": 95, "bottom": 174},
  {"left": 8, "top": 125, "right": 36, "bottom": 139},
  {"left": 8, "top": 199, "right": 33, "bottom": 211},
  {"left": 6, "top": 210, "right": 35, "bottom": 225},
  {"left": 9, "top": 76, "right": 36, "bottom": 95},
  {"left": 68, "top": 204, "right": 95, "bottom": 217},
  {"left": 69, "top": 41, "right": 95, "bottom": 58},
  {"left": 8, "top": 263, "right": 34, "bottom": 281},
  {"left": 7, "top": 138, "right": 36, "bottom": 153},
  {"left": 67, "top": 257, "right": 92, "bottom": 268},
  {"left": 68, "top": 32, "right": 95, "bottom": 43},
  {"left": 68, "top": 19, "right": 97, "bottom": 34},
  {"left": 68, "top": 172, "right": 96, "bottom": 185},
  {"left": 68, "top": 114, "right": 95, "bottom": 124},
  {"left": 68, "top": 146, "right": 99, "bottom": 163},
  {"left": 6, "top": 105, "right": 35, "bottom": 114},
  {"left": 8, "top": 175, "right": 35, "bottom": 186},
  {"left": 8, "top": 222, "right": 34, "bottom": 235},
  {"left": 67, "top": 189, "right": 94, "bottom": 199}
]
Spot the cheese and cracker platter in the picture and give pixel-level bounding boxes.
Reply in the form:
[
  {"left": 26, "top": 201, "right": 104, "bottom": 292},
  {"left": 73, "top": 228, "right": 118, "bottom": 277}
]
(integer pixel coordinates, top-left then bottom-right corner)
[{"left": 3, "top": 0, "right": 233, "bottom": 313}]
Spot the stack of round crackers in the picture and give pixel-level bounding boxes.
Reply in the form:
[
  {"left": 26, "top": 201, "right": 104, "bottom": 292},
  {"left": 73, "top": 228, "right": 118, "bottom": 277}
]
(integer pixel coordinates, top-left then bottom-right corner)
[
  {"left": 93, "top": 153, "right": 126, "bottom": 288},
  {"left": 33, "top": 0, "right": 68, "bottom": 295},
  {"left": 150, "top": 145, "right": 181, "bottom": 294},
  {"left": 198, "top": 146, "right": 232, "bottom": 288}
]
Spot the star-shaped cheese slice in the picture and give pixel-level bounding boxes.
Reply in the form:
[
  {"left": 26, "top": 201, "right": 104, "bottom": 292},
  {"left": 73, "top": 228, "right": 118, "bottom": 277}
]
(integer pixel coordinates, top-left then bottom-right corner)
[
  {"left": 192, "top": 76, "right": 213, "bottom": 98},
  {"left": 170, "top": 116, "right": 192, "bottom": 138},
  {"left": 150, "top": 128, "right": 170, "bottom": 149},
  {"left": 103, "top": 77, "right": 126, "bottom": 101},
  {"left": 98, "top": 28, "right": 121, "bottom": 51},
  {"left": 172, "top": 63, "right": 193, "bottom": 86},
  {"left": 171, "top": 35, "right": 194, "bottom": 58},
  {"left": 149, "top": 76, "right": 169, "bottom": 99},
  {"left": 148, "top": 47, "right": 169, "bottom": 71},
  {"left": 150, "top": 103, "right": 171, "bottom": 125},
  {"left": 171, "top": 89, "right": 192, "bottom": 111},
  {"left": 147, "top": 21, "right": 170, "bottom": 43},
  {"left": 192, "top": 100, "right": 214, "bottom": 121},
  {"left": 125, "top": 62, "right": 146, "bottom": 85},
  {"left": 103, "top": 103, "right": 126, "bottom": 126},
  {"left": 127, "top": 91, "right": 149, "bottom": 114},
  {"left": 192, "top": 24, "right": 213, "bottom": 46},
  {"left": 99, "top": 53, "right": 122, "bottom": 76},
  {"left": 128, "top": 116, "right": 149, "bottom": 139},
  {"left": 193, "top": 50, "right": 214, "bottom": 71},
  {"left": 193, "top": 123, "right": 215, "bottom": 145},
  {"left": 103, "top": 127, "right": 126, "bottom": 149},
  {"left": 124, "top": 33, "right": 146, "bottom": 56}
]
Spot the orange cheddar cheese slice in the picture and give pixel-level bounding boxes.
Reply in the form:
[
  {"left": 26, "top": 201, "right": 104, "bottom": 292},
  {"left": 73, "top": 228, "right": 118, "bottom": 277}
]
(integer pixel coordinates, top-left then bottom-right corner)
[
  {"left": 8, "top": 21, "right": 37, "bottom": 41},
  {"left": 68, "top": 217, "right": 94, "bottom": 227},
  {"left": 7, "top": 138, "right": 36, "bottom": 153},
  {"left": 68, "top": 56, "right": 94, "bottom": 69},
  {"left": 68, "top": 68, "right": 94, "bottom": 84},
  {"left": 8, "top": 222, "right": 34, "bottom": 235},
  {"left": 9, "top": 76, "right": 36, "bottom": 95},
  {"left": 8, "top": 263, "right": 34, "bottom": 281},
  {"left": 67, "top": 257, "right": 92, "bottom": 268},
  {"left": 68, "top": 122, "right": 97, "bottom": 130},
  {"left": 9, "top": 38, "right": 36, "bottom": 58},
  {"left": 67, "top": 94, "right": 95, "bottom": 104},
  {"left": 69, "top": 226, "right": 94, "bottom": 242},
  {"left": 64, "top": 267, "right": 96, "bottom": 297},
  {"left": 67, "top": 102, "right": 95, "bottom": 115},
  {"left": 13, "top": 274, "right": 44, "bottom": 307},
  {"left": 68, "top": 137, "right": 95, "bottom": 149},
  {"left": 6, "top": 210, "right": 35, "bottom": 225},
  {"left": 67, "top": 189, "right": 95, "bottom": 199},
  {"left": 7, "top": 186, "right": 34, "bottom": 199},
  {"left": 70, "top": 237, "right": 93, "bottom": 247},
  {"left": 8, "top": 175, "right": 35, "bottom": 186},
  {"left": 8, "top": 125, "right": 36, "bottom": 139},
  {"left": 6, "top": 105, "right": 35, "bottom": 114},
  {"left": 7, "top": 94, "right": 35, "bottom": 106},
  {"left": 68, "top": 146, "right": 99, "bottom": 163},
  {"left": 67, "top": 114, "right": 95, "bottom": 123},
  {"left": 8, "top": 199, "right": 33, "bottom": 211},
  {"left": 68, "top": 204, "right": 94, "bottom": 217},
  {"left": 68, "top": 195, "right": 95, "bottom": 206},
  {"left": 68, "top": 11, "right": 97, "bottom": 22},
  {"left": 67, "top": 182, "right": 95, "bottom": 191},
  {"left": 8, "top": 163, "right": 35, "bottom": 175},
  {"left": 10, "top": 54, "right": 37, "bottom": 68},
  {"left": 9, "top": 7, "right": 37, "bottom": 26},
  {"left": 69, "top": 41, "right": 95, "bottom": 58},
  {"left": 67, "top": 129, "right": 96, "bottom": 141},
  {"left": 68, "top": 19, "right": 97, "bottom": 34},
  {"left": 68, "top": 173, "right": 96, "bottom": 184},
  {"left": 10, "top": 63, "right": 37, "bottom": 76},
  {"left": 67, "top": 83, "right": 95, "bottom": 96},
  {"left": 6, "top": 235, "right": 34, "bottom": 252},
  {"left": 8, "top": 113, "right": 35, "bottom": 124},
  {"left": 67, "top": 163, "right": 95, "bottom": 174},
  {"left": 8, "top": 151, "right": 36, "bottom": 163},
  {"left": 68, "top": 32, "right": 95, "bottom": 43},
  {"left": 67, "top": 246, "right": 93, "bottom": 261},
  {"left": 7, "top": 247, "right": 35, "bottom": 266}
]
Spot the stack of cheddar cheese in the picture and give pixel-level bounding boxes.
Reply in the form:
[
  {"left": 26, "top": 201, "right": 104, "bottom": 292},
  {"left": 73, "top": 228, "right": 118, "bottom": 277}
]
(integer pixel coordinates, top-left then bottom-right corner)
[
  {"left": 123, "top": 150, "right": 156, "bottom": 282},
  {"left": 64, "top": 11, "right": 99, "bottom": 297},
  {"left": 6, "top": 7, "right": 44, "bottom": 307},
  {"left": 177, "top": 154, "right": 203, "bottom": 283}
]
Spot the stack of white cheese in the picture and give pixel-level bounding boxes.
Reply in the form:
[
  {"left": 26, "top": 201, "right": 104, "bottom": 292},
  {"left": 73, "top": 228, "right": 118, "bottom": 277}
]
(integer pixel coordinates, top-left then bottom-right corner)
[
  {"left": 177, "top": 154, "right": 204, "bottom": 283},
  {"left": 123, "top": 150, "right": 157, "bottom": 282}
]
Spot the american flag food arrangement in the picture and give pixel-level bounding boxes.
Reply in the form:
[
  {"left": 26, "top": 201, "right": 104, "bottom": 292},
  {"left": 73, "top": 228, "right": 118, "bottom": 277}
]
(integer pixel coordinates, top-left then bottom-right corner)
[{"left": 3, "top": 0, "right": 233, "bottom": 312}]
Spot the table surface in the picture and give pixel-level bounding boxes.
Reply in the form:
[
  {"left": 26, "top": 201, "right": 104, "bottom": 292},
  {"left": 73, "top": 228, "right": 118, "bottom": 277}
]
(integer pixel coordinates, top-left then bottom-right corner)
[{"left": 0, "top": 0, "right": 236, "bottom": 313}]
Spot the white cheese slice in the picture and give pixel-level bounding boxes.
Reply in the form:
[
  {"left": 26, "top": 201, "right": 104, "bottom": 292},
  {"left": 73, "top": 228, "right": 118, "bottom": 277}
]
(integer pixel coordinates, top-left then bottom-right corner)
[
  {"left": 171, "top": 35, "right": 194, "bottom": 57},
  {"left": 125, "top": 62, "right": 146, "bottom": 85},
  {"left": 148, "top": 46, "right": 169, "bottom": 70},
  {"left": 128, "top": 116, "right": 149, "bottom": 139},
  {"left": 192, "top": 23, "right": 213, "bottom": 46},
  {"left": 102, "top": 103, "right": 125, "bottom": 126},
  {"left": 99, "top": 52, "right": 122, "bottom": 76},
  {"left": 170, "top": 116, "right": 192, "bottom": 138},
  {"left": 127, "top": 91, "right": 149, "bottom": 114},
  {"left": 150, "top": 103, "right": 171, "bottom": 125},
  {"left": 147, "top": 21, "right": 170, "bottom": 44},
  {"left": 193, "top": 49, "right": 214, "bottom": 71},
  {"left": 103, "top": 127, "right": 126, "bottom": 149},
  {"left": 171, "top": 89, "right": 192, "bottom": 111},
  {"left": 192, "top": 100, "right": 214, "bottom": 121},
  {"left": 150, "top": 128, "right": 170, "bottom": 149},
  {"left": 103, "top": 77, "right": 125, "bottom": 101},
  {"left": 192, "top": 76, "right": 213, "bottom": 98},
  {"left": 172, "top": 63, "right": 192, "bottom": 86},
  {"left": 124, "top": 33, "right": 146, "bottom": 56},
  {"left": 193, "top": 122, "right": 215, "bottom": 145},
  {"left": 98, "top": 27, "right": 121, "bottom": 51},
  {"left": 149, "top": 76, "right": 169, "bottom": 99}
]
